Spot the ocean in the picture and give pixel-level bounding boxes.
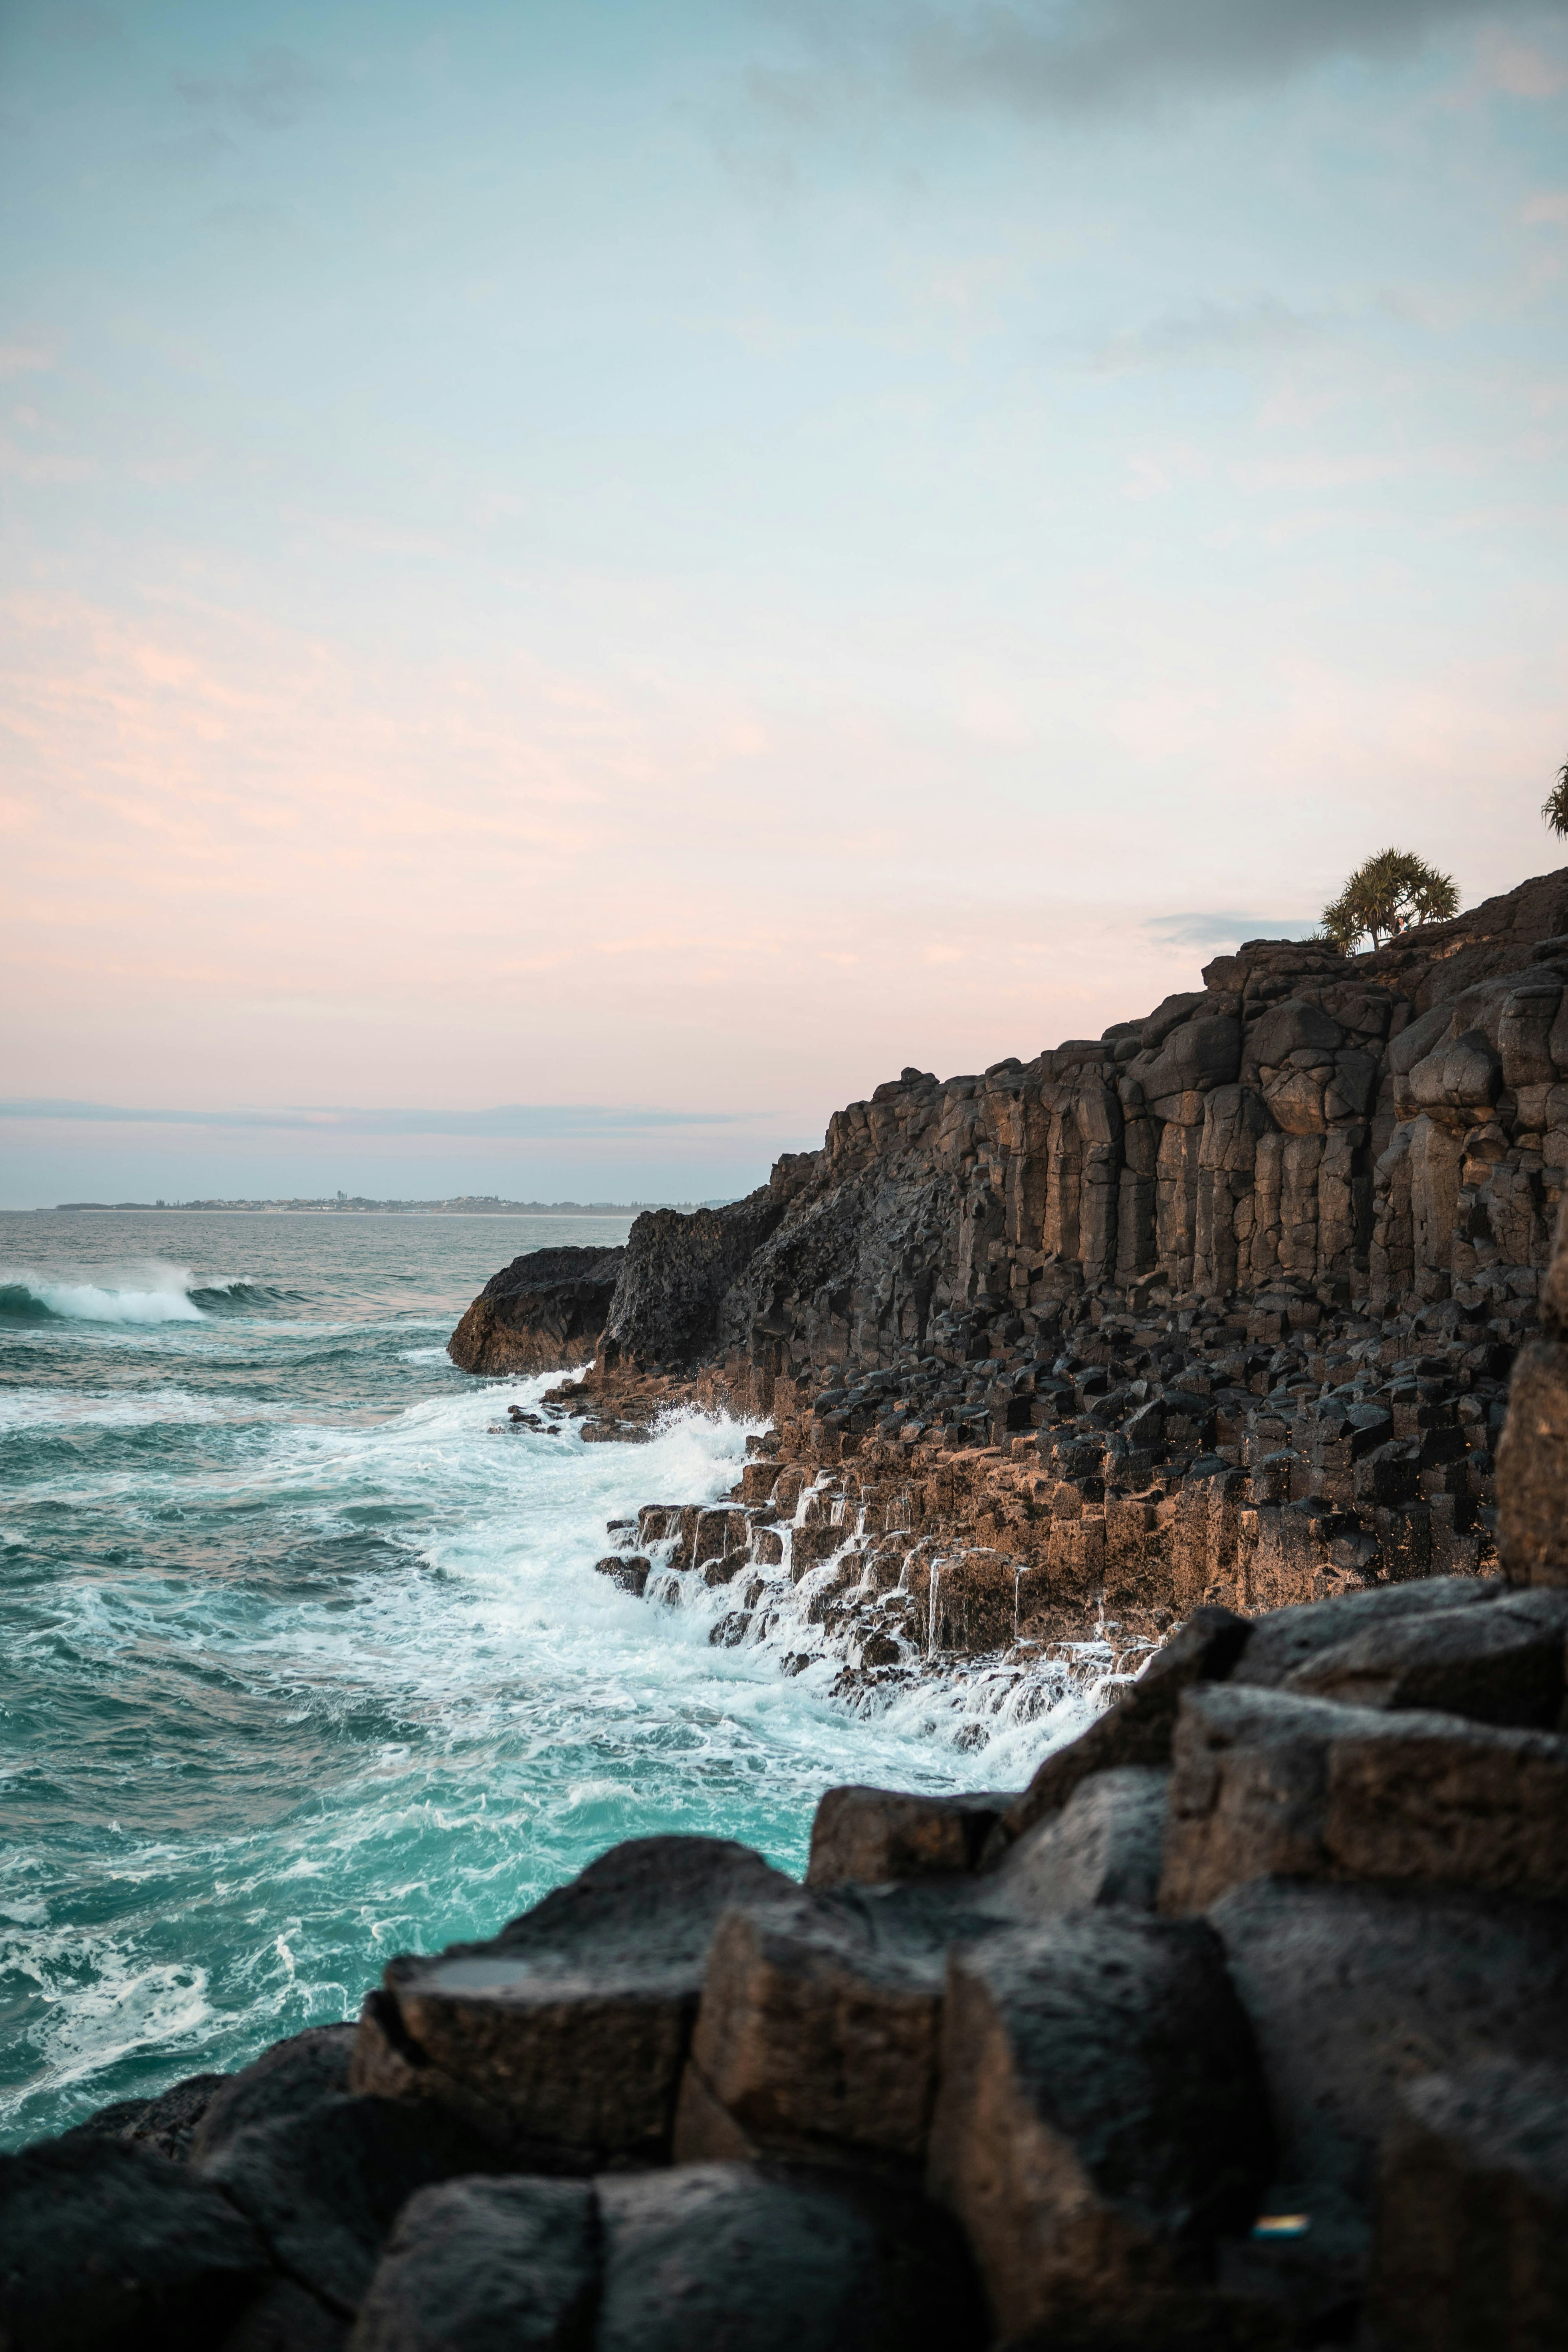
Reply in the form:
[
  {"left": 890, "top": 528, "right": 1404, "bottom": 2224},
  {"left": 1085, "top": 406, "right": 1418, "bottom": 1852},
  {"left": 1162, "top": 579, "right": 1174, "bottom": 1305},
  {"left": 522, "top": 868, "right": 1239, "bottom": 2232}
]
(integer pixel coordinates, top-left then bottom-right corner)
[{"left": 0, "top": 1209, "right": 1092, "bottom": 2150}]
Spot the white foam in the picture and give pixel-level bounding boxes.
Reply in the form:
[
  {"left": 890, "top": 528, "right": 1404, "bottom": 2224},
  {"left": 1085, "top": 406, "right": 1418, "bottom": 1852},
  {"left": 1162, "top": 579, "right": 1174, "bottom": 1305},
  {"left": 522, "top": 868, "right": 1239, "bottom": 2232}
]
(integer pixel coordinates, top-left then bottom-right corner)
[{"left": 1, "top": 1262, "right": 206, "bottom": 1325}]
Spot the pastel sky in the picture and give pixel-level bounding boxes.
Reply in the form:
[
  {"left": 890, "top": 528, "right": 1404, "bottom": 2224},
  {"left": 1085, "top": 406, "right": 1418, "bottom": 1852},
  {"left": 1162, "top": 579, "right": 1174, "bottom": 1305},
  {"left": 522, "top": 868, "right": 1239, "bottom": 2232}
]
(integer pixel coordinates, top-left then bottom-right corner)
[{"left": 3, "top": 0, "right": 1567, "bottom": 1205}]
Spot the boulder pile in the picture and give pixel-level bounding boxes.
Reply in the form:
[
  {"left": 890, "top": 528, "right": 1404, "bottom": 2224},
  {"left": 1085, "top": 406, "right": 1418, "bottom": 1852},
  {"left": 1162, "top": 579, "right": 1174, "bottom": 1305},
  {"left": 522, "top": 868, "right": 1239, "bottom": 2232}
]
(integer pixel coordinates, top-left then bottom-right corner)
[{"left": 7, "top": 1550, "right": 1566, "bottom": 2348}]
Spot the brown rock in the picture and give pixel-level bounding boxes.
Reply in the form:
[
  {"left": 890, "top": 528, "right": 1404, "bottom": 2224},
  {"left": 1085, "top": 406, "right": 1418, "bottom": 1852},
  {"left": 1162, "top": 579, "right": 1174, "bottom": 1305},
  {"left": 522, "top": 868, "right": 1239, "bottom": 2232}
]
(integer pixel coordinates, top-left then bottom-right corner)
[
  {"left": 1370, "top": 2060, "right": 1568, "bottom": 2352},
  {"left": 805, "top": 1786, "right": 1014, "bottom": 1886},
  {"left": 676, "top": 1880, "right": 1013, "bottom": 2169},
  {"left": 1161, "top": 1683, "right": 1568, "bottom": 1912},
  {"left": 353, "top": 1837, "right": 795, "bottom": 2166}
]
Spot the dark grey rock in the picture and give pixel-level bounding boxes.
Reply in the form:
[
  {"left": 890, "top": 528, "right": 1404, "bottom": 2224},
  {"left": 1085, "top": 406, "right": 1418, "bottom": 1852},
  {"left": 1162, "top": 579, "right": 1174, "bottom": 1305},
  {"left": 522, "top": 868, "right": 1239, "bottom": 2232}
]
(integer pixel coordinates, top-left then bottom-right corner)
[
  {"left": 1282, "top": 1588, "right": 1568, "bottom": 1726},
  {"left": 1208, "top": 1878, "right": 1568, "bottom": 2258},
  {"left": 594, "top": 2162, "right": 986, "bottom": 2352},
  {"left": 1231, "top": 1576, "right": 1506, "bottom": 1689},
  {"left": 0, "top": 2135, "right": 273, "bottom": 2350},
  {"left": 61, "top": 2072, "right": 230, "bottom": 2165},
  {"left": 1370, "top": 2059, "right": 1568, "bottom": 2352},
  {"left": 191, "top": 2025, "right": 357, "bottom": 2162},
  {"left": 994, "top": 1765, "right": 1169, "bottom": 1916},
  {"left": 926, "top": 1912, "right": 1271, "bottom": 2345},
  {"left": 349, "top": 2176, "right": 597, "bottom": 2352},
  {"left": 198, "top": 2092, "right": 508, "bottom": 2316}
]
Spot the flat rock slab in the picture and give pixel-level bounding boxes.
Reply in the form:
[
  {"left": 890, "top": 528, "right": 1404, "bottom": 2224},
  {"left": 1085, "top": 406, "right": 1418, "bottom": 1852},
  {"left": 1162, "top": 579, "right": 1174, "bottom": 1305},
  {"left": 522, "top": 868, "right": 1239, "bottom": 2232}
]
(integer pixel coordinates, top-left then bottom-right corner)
[
  {"left": 677, "top": 1880, "right": 1016, "bottom": 2168},
  {"left": 1371, "top": 2059, "right": 1568, "bottom": 2352},
  {"left": 927, "top": 1911, "right": 1271, "bottom": 2346},
  {"left": 1161, "top": 1682, "right": 1568, "bottom": 1911},
  {"left": 355, "top": 1836, "right": 795, "bottom": 2165},
  {"left": 805, "top": 1785, "right": 1015, "bottom": 1886},
  {"left": 0, "top": 2136, "right": 273, "bottom": 2352},
  {"left": 1209, "top": 1878, "right": 1568, "bottom": 2240},
  {"left": 1280, "top": 1588, "right": 1568, "bottom": 1728},
  {"left": 198, "top": 2092, "right": 508, "bottom": 2317},
  {"left": 993, "top": 1765, "right": 1169, "bottom": 1917},
  {"left": 1231, "top": 1575, "right": 1507, "bottom": 1689}
]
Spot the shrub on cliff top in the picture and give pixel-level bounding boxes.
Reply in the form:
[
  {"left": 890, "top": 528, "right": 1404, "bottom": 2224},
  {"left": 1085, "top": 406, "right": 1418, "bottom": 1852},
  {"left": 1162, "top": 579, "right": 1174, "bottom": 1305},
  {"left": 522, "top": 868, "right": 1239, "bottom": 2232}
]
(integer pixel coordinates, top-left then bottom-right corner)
[
  {"left": 1543, "top": 759, "right": 1568, "bottom": 839},
  {"left": 1320, "top": 849, "right": 1459, "bottom": 953}
]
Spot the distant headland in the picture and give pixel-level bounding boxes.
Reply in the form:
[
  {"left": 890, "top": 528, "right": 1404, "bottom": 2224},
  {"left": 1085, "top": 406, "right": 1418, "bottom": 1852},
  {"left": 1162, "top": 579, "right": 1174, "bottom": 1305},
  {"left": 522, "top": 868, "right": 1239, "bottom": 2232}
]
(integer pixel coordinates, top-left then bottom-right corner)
[{"left": 48, "top": 1193, "right": 730, "bottom": 1215}]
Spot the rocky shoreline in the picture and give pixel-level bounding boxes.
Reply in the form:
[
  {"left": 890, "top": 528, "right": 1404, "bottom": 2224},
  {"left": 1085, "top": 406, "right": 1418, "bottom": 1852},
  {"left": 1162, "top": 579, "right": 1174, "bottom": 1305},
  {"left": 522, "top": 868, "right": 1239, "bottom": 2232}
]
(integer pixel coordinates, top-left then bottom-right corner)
[{"left": 9, "top": 874, "right": 1568, "bottom": 2346}]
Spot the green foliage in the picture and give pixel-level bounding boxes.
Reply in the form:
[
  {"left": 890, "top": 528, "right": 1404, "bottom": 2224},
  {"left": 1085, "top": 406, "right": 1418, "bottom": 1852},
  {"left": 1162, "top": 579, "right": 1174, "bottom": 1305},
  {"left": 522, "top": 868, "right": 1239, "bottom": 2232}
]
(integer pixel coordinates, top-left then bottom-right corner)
[
  {"left": 1543, "top": 761, "right": 1568, "bottom": 840},
  {"left": 1320, "top": 848, "right": 1460, "bottom": 953}
]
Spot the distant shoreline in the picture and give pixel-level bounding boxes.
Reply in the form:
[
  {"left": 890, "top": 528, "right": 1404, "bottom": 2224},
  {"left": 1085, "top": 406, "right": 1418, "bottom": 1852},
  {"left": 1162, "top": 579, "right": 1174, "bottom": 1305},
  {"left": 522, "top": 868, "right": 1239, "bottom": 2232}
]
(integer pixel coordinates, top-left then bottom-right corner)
[{"left": 38, "top": 1199, "right": 716, "bottom": 1217}]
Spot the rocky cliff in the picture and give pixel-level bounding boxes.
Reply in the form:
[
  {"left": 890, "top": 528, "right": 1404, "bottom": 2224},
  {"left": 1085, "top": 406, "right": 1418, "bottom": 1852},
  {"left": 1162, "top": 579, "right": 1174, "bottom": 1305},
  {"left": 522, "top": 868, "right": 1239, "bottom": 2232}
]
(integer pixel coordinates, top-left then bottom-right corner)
[
  {"left": 448, "top": 1244, "right": 625, "bottom": 1375},
  {"left": 452, "top": 867, "right": 1568, "bottom": 1666},
  {"left": 591, "top": 865, "right": 1568, "bottom": 1379}
]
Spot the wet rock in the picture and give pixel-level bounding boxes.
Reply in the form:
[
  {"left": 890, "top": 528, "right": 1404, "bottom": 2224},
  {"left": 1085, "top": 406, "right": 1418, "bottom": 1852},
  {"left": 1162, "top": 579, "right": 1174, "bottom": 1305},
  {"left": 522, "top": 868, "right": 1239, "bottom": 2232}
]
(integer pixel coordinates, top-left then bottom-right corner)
[
  {"left": 926, "top": 1912, "right": 1271, "bottom": 2345},
  {"left": 594, "top": 2162, "right": 986, "bottom": 2352},
  {"left": 987, "top": 1605, "right": 1251, "bottom": 1855},
  {"left": 61, "top": 2070, "right": 230, "bottom": 2165},
  {"left": 593, "top": 1553, "right": 650, "bottom": 1595},
  {"left": 220, "top": 2278, "right": 348, "bottom": 2352},
  {"left": 354, "top": 1837, "right": 796, "bottom": 2165},
  {"left": 805, "top": 1786, "right": 1015, "bottom": 1886},
  {"left": 1161, "top": 1682, "right": 1568, "bottom": 1910},
  {"left": 447, "top": 1245, "right": 624, "bottom": 1376},
  {"left": 993, "top": 1765, "right": 1169, "bottom": 1916},
  {"left": 349, "top": 2176, "right": 597, "bottom": 2352},
  {"left": 0, "top": 2135, "right": 273, "bottom": 2350},
  {"left": 1370, "top": 2059, "right": 1568, "bottom": 2352},
  {"left": 676, "top": 1880, "right": 1013, "bottom": 2170},
  {"left": 198, "top": 2092, "right": 507, "bottom": 2317}
]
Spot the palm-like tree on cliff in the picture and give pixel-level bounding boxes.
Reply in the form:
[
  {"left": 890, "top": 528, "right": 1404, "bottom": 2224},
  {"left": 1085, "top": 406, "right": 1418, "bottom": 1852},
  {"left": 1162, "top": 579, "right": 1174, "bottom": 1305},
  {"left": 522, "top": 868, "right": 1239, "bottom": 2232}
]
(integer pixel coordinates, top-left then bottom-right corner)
[
  {"left": 1543, "top": 759, "right": 1568, "bottom": 839},
  {"left": 1321, "top": 848, "right": 1460, "bottom": 953}
]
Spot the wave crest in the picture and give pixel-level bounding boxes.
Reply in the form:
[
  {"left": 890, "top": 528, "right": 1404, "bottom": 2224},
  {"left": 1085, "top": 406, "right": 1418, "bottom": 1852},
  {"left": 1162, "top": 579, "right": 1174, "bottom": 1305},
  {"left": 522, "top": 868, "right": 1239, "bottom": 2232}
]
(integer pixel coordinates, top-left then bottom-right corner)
[{"left": 0, "top": 1265, "right": 207, "bottom": 1326}]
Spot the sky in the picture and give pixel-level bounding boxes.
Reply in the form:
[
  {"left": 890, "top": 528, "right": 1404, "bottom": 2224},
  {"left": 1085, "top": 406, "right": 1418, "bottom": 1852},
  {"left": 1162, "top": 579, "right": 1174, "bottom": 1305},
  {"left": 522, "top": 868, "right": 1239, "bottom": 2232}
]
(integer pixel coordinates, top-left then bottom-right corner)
[{"left": 2, "top": 0, "right": 1567, "bottom": 1206}]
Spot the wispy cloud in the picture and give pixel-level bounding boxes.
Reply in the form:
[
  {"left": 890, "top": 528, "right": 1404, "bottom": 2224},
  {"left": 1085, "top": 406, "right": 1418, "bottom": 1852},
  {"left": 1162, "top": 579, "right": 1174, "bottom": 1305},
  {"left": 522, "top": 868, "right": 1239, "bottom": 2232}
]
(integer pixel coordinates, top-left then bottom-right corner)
[
  {"left": 767, "top": 0, "right": 1568, "bottom": 122},
  {"left": 1143, "top": 911, "right": 1311, "bottom": 948},
  {"left": 172, "top": 48, "right": 327, "bottom": 132}
]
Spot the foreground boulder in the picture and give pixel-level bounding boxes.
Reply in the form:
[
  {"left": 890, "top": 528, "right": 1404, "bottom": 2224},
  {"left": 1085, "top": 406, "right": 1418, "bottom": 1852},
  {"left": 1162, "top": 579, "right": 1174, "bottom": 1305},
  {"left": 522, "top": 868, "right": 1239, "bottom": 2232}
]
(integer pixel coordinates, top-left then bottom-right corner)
[
  {"left": 351, "top": 1837, "right": 794, "bottom": 2166},
  {"left": 1370, "top": 2059, "right": 1568, "bottom": 2352},
  {"left": 1209, "top": 1877, "right": 1568, "bottom": 2312},
  {"left": 353, "top": 2162, "right": 984, "bottom": 2352},
  {"left": 0, "top": 2136, "right": 273, "bottom": 2351},
  {"left": 926, "top": 1913, "right": 1271, "bottom": 2344},
  {"left": 1160, "top": 1682, "right": 1568, "bottom": 1910},
  {"left": 805, "top": 1786, "right": 1014, "bottom": 1886},
  {"left": 197, "top": 2092, "right": 507, "bottom": 2318},
  {"left": 676, "top": 1880, "right": 1016, "bottom": 2170}
]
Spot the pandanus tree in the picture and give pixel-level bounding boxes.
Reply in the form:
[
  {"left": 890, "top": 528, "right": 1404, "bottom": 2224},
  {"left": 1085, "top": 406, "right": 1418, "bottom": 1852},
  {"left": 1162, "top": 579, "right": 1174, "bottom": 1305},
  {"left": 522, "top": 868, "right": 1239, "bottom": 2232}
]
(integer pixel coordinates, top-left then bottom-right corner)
[
  {"left": 1543, "top": 760, "right": 1568, "bottom": 839},
  {"left": 1320, "top": 849, "right": 1460, "bottom": 953}
]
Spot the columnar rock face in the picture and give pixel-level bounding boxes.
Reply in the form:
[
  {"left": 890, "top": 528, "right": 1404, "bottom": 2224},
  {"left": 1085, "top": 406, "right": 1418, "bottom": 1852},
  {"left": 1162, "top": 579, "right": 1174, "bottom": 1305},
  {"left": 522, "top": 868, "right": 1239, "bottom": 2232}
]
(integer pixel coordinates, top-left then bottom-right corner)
[{"left": 582, "top": 870, "right": 1568, "bottom": 1382}]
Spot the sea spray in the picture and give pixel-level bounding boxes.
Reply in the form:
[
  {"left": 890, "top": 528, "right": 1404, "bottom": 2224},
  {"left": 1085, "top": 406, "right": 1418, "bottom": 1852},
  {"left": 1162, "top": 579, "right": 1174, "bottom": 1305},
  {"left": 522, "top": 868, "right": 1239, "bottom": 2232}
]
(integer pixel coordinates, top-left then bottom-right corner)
[{"left": 0, "top": 1208, "right": 1094, "bottom": 2151}]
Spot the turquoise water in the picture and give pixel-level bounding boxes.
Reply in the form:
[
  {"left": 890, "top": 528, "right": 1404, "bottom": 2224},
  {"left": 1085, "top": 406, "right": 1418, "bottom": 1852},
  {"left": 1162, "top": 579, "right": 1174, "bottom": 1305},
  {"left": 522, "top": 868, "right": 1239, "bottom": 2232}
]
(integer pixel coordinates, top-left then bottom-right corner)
[{"left": 0, "top": 1210, "right": 1080, "bottom": 2151}]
